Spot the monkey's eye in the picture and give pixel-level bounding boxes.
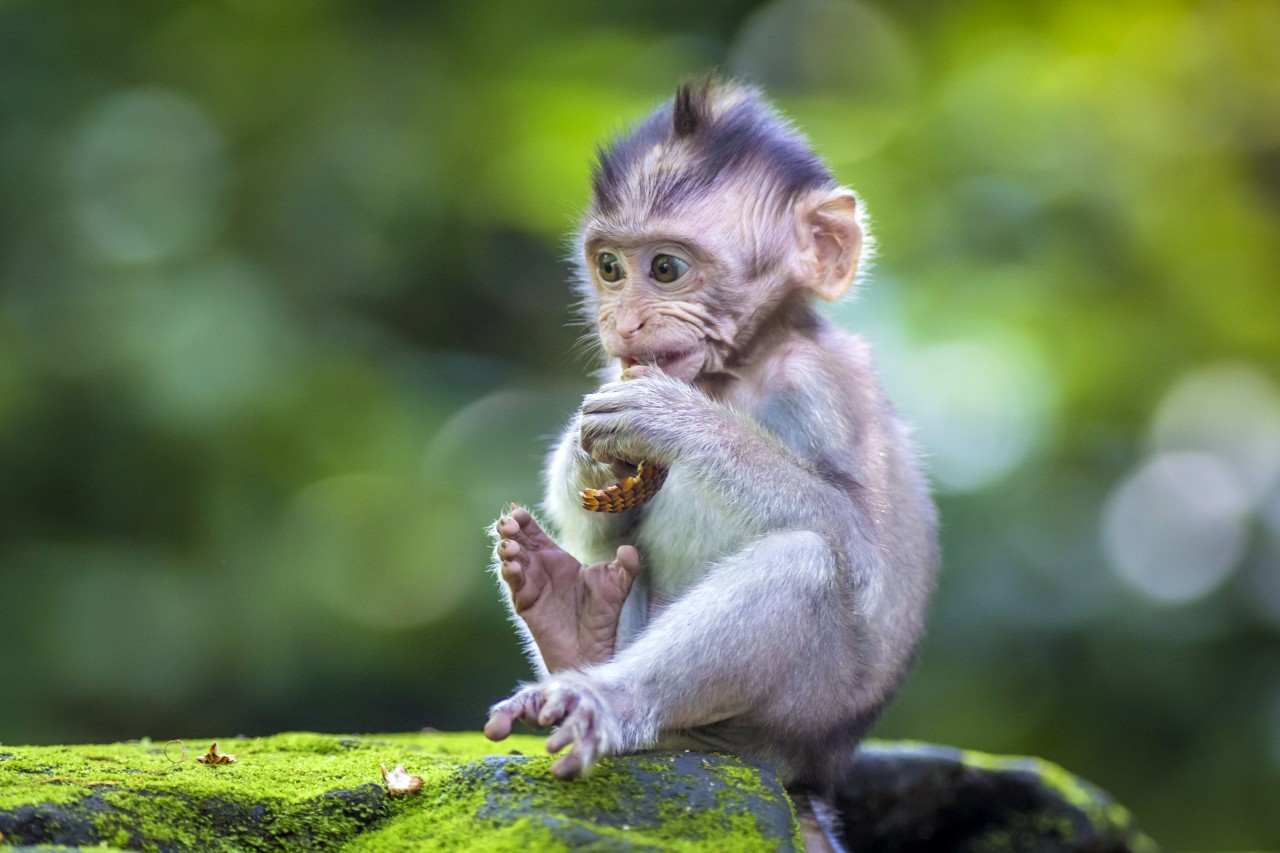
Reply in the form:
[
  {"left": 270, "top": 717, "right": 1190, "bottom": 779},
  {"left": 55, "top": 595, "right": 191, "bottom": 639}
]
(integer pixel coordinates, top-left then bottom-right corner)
[
  {"left": 650, "top": 254, "right": 689, "bottom": 285},
  {"left": 597, "top": 252, "right": 624, "bottom": 284}
]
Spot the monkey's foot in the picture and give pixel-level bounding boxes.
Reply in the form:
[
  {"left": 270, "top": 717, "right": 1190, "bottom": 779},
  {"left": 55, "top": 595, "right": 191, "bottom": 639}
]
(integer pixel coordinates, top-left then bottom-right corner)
[
  {"left": 495, "top": 507, "right": 640, "bottom": 673},
  {"left": 484, "top": 677, "right": 622, "bottom": 779}
]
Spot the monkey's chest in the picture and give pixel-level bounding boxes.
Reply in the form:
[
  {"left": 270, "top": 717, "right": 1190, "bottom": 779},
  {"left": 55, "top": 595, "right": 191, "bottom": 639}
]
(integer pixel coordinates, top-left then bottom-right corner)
[{"left": 633, "top": 466, "right": 746, "bottom": 598}]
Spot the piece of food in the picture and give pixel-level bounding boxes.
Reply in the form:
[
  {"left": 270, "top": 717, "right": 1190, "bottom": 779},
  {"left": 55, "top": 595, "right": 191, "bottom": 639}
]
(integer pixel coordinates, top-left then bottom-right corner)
[{"left": 580, "top": 461, "right": 669, "bottom": 512}]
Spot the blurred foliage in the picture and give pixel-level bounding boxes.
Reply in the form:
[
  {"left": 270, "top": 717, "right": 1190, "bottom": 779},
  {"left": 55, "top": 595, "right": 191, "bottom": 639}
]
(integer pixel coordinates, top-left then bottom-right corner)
[{"left": 1, "top": 0, "right": 1279, "bottom": 848}]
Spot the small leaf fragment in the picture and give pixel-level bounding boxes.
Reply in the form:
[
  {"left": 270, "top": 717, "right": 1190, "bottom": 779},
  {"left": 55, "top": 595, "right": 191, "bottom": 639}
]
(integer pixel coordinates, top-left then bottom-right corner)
[
  {"left": 195, "top": 742, "right": 236, "bottom": 765},
  {"left": 380, "top": 762, "right": 424, "bottom": 795}
]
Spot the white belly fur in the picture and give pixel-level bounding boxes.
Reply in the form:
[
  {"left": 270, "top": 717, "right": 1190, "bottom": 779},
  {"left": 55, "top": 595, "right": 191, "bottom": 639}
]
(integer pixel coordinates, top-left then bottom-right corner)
[{"left": 633, "top": 466, "right": 747, "bottom": 602}]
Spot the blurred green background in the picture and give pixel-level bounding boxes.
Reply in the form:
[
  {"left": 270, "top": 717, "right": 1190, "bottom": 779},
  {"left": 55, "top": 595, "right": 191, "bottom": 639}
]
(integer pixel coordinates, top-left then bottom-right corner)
[{"left": 2, "top": 0, "right": 1278, "bottom": 848}]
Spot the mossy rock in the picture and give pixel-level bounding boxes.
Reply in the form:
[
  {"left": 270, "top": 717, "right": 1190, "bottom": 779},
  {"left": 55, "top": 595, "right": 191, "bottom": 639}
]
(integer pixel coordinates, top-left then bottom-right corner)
[
  {"left": 0, "top": 732, "right": 798, "bottom": 852},
  {"left": 0, "top": 733, "right": 1155, "bottom": 852},
  {"left": 836, "top": 743, "right": 1158, "bottom": 853}
]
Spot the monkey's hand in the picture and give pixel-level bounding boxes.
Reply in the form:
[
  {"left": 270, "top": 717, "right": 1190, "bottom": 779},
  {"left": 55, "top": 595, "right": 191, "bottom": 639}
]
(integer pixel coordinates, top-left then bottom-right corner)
[
  {"left": 484, "top": 674, "right": 641, "bottom": 779},
  {"left": 579, "top": 367, "right": 708, "bottom": 468},
  {"left": 562, "top": 410, "right": 627, "bottom": 490}
]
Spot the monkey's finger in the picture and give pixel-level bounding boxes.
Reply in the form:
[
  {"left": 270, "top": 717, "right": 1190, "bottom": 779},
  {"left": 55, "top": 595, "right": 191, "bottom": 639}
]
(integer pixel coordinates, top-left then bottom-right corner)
[
  {"left": 579, "top": 429, "right": 610, "bottom": 460},
  {"left": 582, "top": 401, "right": 625, "bottom": 417},
  {"left": 581, "top": 391, "right": 635, "bottom": 416},
  {"left": 495, "top": 515, "right": 520, "bottom": 538},
  {"left": 496, "top": 538, "right": 521, "bottom": 560},
  {"left": 582, "top": 382, "right": 641, "bottom": 414},
  {"left": 579, "top": 418, "right": 629, "bottom": 460},
  {"left": 510, "top": 506, "right": 534, "bottom": 527},
  {"left": 621, "top": 364, "right": 658, "bottom": 380}
]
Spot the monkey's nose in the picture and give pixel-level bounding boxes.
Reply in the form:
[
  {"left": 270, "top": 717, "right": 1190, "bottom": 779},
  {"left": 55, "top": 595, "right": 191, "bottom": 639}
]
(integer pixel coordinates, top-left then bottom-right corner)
[{"left": 618, "top": 318, "right": 646, "bottom": 339}]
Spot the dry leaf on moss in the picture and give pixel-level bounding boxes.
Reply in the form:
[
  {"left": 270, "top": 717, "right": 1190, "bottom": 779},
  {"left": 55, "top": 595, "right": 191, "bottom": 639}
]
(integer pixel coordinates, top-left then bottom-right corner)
[
  {"left": 380, "top": 762, "right": 424, "bottom": 795},
  {"left": 195, "top": 742, "right": 236, "bottom": 765}
]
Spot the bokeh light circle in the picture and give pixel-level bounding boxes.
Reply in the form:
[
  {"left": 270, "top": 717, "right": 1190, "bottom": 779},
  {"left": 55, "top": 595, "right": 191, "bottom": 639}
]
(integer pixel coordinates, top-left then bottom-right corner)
[
  {"left": 1103, "top": 452, "right": 1250, "bottom": 604},
  {"left": 891, "top": 331, "right": 1059, "bottom": 493},
  {"left": 1151, "top": 363, "right": 1280, "bottom": 505},
  {"left": 67, "top": 88, "right": 229, "bottom": 263},
  {"left": 278, "top": 473, "right": 475, "bottom": 629}
]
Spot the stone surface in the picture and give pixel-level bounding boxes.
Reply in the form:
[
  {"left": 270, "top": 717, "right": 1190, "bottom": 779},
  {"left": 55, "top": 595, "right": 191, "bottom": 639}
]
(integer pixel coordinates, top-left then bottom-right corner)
[
  {"left": 0, "top": 733, "right": 1156, "bottom": 851},
  {"left": 837, "top": 742, "right": 1157, "bottom": 853}
]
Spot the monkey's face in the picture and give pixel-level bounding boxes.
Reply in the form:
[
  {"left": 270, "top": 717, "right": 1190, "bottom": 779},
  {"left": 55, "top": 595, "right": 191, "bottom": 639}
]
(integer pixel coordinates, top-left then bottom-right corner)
[
  {"left": 580, "top": 188, "right": 803, "bottom": 384},
  {"left": 579, "top": 178, "right": 860, "bottom": 384},
  {"left": 585, "top": 236, "right": 720, "bottom": 383}
]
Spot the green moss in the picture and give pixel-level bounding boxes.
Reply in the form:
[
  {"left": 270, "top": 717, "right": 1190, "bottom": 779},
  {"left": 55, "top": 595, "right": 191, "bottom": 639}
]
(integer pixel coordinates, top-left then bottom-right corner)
[
  {"left": 0, "top": 732, "right": 536, "bottom": 850},
  {"left": 0, "top": 733, "right": 794, "bottom": 851},
  {"left": 942, "top": 743, "right": 1159, "bottom": 853}
]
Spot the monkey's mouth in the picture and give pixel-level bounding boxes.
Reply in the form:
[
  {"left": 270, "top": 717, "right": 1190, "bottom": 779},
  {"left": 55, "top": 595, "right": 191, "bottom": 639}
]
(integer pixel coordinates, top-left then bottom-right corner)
[{"left": 621, "top": 349, "right": 702, "bottom": 378}]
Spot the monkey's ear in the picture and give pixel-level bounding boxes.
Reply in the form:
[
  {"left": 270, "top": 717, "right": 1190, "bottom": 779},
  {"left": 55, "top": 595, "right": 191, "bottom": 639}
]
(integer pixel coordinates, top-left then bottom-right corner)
[{"left": 799, "top": 189, "right": 863, "bottom": 301}]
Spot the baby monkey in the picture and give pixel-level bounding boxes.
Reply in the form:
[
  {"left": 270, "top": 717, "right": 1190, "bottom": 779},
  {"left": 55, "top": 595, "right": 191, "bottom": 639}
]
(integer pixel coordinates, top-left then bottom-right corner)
[{"left": 487, "top": 80, "right": 937, "bottom": 809}]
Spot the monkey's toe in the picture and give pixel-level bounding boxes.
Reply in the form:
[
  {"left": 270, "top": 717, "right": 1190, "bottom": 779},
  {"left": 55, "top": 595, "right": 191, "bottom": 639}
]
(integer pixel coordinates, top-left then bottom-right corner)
[
  {"left": 497, "top": 507, "right": 560, "bottom": 560},
  {"left": 614, "top": 545, "right": 641, "bottom": 581},
  {"left": 510, "top": 506, "right": 560, "bottom": 553},
  {"left": 544, "top": 693, "right": 605, "bottom": 779},
  {"left": 537, "top": 684, "right": 579, "bottom": 727},
  {"left": 550, "top": 752, "right": 585, "bottom": 779},
  {"left": 500, "top": 560, "right": 524, "bottom": 590},
  {"left": 580, "top": 545, "right": 641, "bottom": 613},
  {"left": 550, "top": 733, "right": 598, "bottom": 779},
  {"left": 485, "top": 686, "right": 545, "bottom": 741},
  {"left": 483, "top": 714, "right": 510, "bottom": 741},
  {"left": 495, "top": 515, "right": 521, "bottom": 539}
]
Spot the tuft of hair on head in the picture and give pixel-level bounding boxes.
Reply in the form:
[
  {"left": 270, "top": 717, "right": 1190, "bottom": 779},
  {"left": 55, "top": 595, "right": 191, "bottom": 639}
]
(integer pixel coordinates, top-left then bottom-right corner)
[
  {"left": 671, "top": 81, "right": 707, "bottom": 138},
  {"left": 588, "top": 77, "right": 836, "bottom": 222}
]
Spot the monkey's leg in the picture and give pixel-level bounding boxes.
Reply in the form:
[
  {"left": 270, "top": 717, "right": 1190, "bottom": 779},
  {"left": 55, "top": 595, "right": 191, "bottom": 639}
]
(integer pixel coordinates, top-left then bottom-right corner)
[
  {"left": 495, "top": 506, "right": 641, "bottom": 673},
  {"left": 488, "top": 530, "right": 864, "bottom": 780}
]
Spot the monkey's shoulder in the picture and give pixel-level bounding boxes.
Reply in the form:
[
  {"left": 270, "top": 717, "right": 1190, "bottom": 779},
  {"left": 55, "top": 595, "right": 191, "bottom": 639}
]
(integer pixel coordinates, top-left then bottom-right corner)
[
  {"left": 743, "top": 323, "right": 877, "bottom": 397},
  {"left": 740, "top": 326, "right": 876, "bottom": 419}
]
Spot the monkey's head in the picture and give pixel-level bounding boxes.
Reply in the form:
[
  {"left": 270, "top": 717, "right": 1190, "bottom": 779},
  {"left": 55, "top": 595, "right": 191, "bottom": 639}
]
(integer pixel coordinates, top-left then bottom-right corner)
[{"left": 575, "top": 79, "right": 868, "bottom": 383}]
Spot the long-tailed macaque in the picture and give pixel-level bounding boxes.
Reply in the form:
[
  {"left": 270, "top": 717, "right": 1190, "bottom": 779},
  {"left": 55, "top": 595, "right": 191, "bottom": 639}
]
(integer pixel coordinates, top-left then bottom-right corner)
[{"left": 485, "top": 79, "right": 937, "bottom": 809}]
